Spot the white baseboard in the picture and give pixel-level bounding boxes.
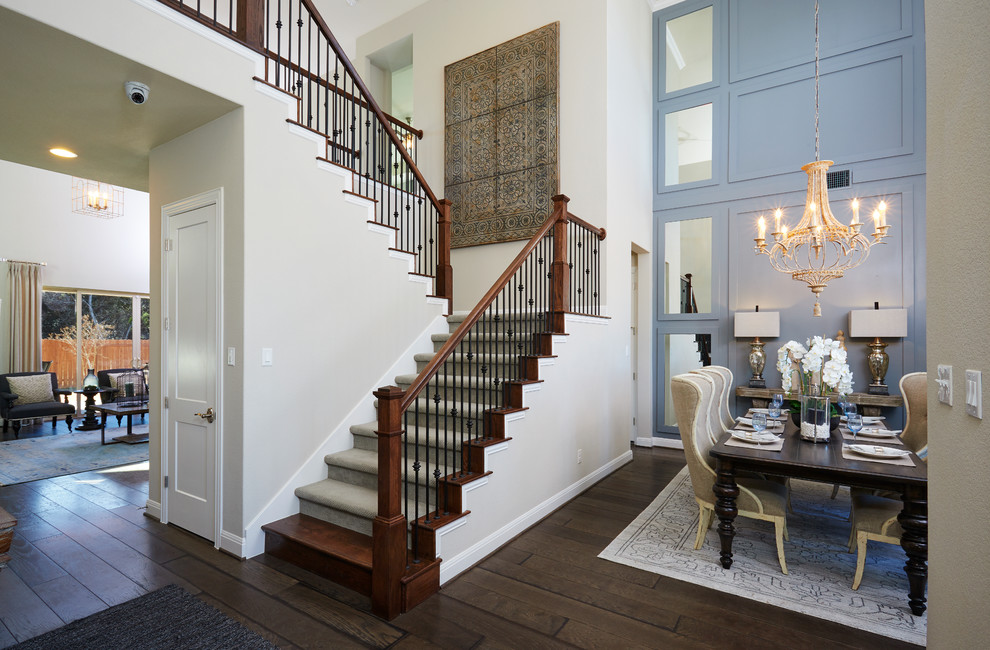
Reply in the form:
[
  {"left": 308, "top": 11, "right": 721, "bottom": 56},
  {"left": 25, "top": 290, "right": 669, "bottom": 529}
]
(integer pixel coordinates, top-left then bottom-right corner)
[
  {"left": 219, "top": 530, "right": 245, "bottom": 558},
  {"left": 145, "top": 499, "right": 162, "bottom": 521},
  {"left": 653, "top": 437, "right": 684, "bottom": 450},
  {"left": 437, "top": 449, "right": 633, "bottom": 583}
]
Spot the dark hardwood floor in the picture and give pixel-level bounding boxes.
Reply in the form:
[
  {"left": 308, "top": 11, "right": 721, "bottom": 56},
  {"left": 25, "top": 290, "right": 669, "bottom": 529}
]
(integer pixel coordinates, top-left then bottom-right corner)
[{"left": 0, "top": 445, "right": 918, "bottom": 649}]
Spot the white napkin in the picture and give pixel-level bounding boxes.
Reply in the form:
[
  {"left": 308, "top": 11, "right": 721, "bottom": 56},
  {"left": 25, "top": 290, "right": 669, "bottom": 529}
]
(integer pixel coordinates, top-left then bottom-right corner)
[
  {"left": 737, "top": 417, "right": 785, "bottom": 431},
  {"left": 841, "top": 415, "right": 885, "bottom": 424}
]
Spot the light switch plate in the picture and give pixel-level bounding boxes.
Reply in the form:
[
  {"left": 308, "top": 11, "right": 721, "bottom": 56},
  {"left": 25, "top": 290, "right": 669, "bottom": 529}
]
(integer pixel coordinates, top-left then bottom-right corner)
[
  {"left": 227, "top": 347, "right": 236, "bottom": 366},
  {"left": 966, "top": 370, "right": 982, "bottom": 419},
  {"left": 937, "top": 364, "right": 953, "bottom": 405},
  {"left": 262, "top": 348, "right": 273, "bottom": 367}
]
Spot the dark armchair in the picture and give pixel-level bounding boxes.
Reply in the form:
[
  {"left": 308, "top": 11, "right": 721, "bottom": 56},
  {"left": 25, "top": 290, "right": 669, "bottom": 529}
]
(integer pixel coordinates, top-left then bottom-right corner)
[{"left": 0, "top": 372, "right": 75, "bottom": 438}]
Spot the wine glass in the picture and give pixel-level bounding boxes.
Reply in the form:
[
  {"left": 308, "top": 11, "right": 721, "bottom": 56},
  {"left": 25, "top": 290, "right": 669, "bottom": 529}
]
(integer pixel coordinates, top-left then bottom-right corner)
[
  {"left": 768, "top": 400, "right": 781, "bottom": 420},
  {"left": 847, "top": 413, "right": 863, "bottom": 441},
  {"left": 772, "top": 393, "right": 783, "bottom": 408},
  {"left": 844, "top": 401, "right": 858, "bottom": 417},
  {"left": 751, "top": 412, "right": 768, "bottom": 435}
]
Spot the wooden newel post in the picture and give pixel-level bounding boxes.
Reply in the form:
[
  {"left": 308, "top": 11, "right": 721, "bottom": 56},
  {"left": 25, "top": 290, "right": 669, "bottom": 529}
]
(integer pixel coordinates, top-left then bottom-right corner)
[
  {"left": 437, "top": 199, "right": 454, "bottom": 313},
  {"left": 236, "top": 0, "right": 265, "bottom": 51},
  {"left": 371, "top": 385, "right": 407, "bottom": 619},
  {"left": 549, "top": 194, "right": 571, "bottom": 333}
]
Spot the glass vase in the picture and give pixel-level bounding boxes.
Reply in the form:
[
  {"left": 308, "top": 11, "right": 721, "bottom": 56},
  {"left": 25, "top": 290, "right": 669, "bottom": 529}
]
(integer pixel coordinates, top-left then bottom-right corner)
[
  {"left": 83, "top": 368, "right": 99, "bottom": 390},
  {"left": 799, "top": 393, "right": 830, "bottom": 443}
]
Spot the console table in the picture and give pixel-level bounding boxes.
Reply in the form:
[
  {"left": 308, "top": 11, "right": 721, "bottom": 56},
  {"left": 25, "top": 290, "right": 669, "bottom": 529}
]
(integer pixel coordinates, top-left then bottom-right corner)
[{"left": 735, "top": 386, "right": 902, "bottom": 417}]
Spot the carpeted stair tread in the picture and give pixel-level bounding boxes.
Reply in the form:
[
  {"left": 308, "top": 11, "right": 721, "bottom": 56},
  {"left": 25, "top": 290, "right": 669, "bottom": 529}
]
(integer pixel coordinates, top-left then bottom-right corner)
[
  {"left": 295, "top": 478, "right": 379, "bottom": 519},
  {"left": 323, "top": 448, "right": 461, "bottom": 487}
]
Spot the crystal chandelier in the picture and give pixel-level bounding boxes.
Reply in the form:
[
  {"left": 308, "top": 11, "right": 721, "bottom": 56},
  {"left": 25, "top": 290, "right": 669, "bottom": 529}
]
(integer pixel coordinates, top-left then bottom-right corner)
[{"left": 753, "top": 1, "right": 891, "bottom": 317}]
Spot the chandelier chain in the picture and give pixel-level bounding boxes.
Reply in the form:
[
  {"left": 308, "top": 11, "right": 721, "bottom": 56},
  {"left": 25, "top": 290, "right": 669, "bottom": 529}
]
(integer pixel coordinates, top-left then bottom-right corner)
[{"left": 814, "top": 0, "right": 820, "bottom": 162}]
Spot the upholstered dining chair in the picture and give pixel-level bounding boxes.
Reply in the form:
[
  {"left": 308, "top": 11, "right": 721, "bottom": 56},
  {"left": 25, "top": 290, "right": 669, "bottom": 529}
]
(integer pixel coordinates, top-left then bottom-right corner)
[
  {"left": 671, "top": 373, "right": 790, "bottom": 574},
  {"left": 693, "top": 365, "right": 735, "bottom": 432},
  {"left": 899, "top": 372, "right": 928, "bottom": 458},
  {"left": 847, "top": 493, "right": 903, "bottom": 590},
  {"left": 688, "top": 371, "right": 723, "bottom": 444}
]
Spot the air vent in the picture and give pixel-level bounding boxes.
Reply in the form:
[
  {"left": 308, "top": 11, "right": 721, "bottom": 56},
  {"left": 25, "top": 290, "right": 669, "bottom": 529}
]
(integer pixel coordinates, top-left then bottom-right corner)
[{"left": 827, "top": 169, "right": 851, "bottom": 189}]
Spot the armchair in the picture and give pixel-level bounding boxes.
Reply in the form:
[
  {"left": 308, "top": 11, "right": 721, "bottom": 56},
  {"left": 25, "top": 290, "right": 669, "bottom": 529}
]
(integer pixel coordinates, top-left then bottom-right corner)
[{"left": 0, "top": 372, "right": 75, "bottom": 438}]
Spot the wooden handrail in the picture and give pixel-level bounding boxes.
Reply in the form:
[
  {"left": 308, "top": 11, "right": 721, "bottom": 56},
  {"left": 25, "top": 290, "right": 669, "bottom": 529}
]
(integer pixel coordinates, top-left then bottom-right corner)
[
  {"left": 262, "top": 51, "right": 423, "bottom": 138},
  {"left": 297, "top": 0, "right": 440, "bottom": 210},
  {"left": 567, "top": 212, "right": 607, "bottom": 240},
  {"left": 398, "top": 195, "right": 600, "bottom": 412}
]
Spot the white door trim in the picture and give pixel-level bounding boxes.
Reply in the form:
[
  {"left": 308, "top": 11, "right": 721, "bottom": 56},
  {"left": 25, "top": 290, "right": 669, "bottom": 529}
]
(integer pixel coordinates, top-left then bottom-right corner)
[{"left": 160, "top": 188, "right": 224, "bottom": 547}]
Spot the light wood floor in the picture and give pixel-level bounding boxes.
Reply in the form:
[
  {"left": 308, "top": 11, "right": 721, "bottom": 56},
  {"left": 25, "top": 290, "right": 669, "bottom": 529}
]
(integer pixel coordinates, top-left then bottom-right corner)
[{"left": 0, "top": 445, "right": 918, "bottom": 648}]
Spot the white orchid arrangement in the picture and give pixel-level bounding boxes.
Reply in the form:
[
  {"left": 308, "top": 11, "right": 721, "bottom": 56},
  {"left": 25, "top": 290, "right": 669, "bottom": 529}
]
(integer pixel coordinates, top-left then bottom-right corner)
[{"left": 777, "top": 336, "right": 854, "bottom": 395}]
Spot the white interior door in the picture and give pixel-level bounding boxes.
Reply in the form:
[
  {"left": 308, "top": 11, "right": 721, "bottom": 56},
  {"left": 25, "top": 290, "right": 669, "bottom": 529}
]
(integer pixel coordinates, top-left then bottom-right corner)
[{"left": 164, "top": 194, "right": 220, "bottom": 542}]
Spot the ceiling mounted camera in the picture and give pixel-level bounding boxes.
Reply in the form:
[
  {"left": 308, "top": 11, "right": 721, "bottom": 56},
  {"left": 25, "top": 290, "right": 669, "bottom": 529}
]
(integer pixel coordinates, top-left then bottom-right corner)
[{"left": 124, "top": 81, "right": 150, "bottom": 105}]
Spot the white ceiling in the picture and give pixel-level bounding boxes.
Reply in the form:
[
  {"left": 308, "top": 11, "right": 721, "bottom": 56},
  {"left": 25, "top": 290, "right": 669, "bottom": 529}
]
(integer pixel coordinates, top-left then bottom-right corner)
[{"left": 0, "top": 6, "right": 239, "bottom": 191}]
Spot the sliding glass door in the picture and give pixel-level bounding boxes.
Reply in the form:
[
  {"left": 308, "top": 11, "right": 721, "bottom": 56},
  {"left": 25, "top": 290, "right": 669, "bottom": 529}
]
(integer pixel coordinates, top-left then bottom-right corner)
[{"left": 41, "top": 290, "right": 150, "bottom": 390}]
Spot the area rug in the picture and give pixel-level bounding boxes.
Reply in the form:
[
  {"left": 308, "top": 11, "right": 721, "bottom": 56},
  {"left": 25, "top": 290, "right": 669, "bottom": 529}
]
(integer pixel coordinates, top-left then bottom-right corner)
[
  {"left": 0, "top": 427, "right": 149, "bottom": 486},
  {"left": 599, "top": 467, "right": 926, "bottom": 646},
  {"left": 10, "top": 584, "right": 276, "bottom": 649}
]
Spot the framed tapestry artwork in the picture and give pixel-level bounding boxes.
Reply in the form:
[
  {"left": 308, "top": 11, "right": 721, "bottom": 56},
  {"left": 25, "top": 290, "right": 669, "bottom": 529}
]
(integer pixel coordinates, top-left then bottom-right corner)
[{"left": 445, "top": 22, "right": 559, "bottom": 248}]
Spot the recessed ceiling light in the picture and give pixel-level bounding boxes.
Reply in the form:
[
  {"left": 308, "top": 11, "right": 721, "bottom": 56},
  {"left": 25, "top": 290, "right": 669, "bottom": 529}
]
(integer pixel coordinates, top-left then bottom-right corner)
[{"left": 50, "top": 147, "right": 77, "bottom": 158}]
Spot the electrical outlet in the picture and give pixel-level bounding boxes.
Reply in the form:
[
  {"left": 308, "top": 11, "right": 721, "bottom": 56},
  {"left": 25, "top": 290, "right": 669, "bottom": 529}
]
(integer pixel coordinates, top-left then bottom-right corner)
[
  {"left": 937, "top": 364, "right": 953, "bottom": 405},
  {"left": 966, "top": 370, "right": 982, "bottom": 419},
  {"left": 577, "top": 448, "right": 583, "bottom": 464}
]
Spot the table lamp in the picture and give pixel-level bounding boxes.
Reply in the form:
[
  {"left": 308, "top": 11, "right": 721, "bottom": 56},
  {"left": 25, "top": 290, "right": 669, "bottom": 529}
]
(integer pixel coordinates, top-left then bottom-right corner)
[
  {"left": 734, "top": 308, "right": 780, "bottom": 388},
  {"left": 848, "top": 304, "right": 907, "bottom": 394}
]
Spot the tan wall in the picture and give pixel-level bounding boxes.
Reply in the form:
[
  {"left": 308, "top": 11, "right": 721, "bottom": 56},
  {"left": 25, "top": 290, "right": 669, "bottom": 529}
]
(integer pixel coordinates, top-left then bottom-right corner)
[{"left": 926, "top": 0, "right": 990, "bottom": 645}]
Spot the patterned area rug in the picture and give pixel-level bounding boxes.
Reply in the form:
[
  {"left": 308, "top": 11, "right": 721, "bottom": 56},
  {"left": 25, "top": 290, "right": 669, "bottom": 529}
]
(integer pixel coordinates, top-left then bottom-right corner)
[
  {"left": 599, "top": 467, "right": 926, "bottom": 646},
  {"left": 0, "top": 426, "right": 149, "bottom": 486}
]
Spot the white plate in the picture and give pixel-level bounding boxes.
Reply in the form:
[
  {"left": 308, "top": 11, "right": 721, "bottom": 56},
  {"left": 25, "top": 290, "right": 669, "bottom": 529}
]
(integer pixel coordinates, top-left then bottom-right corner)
[
  {"left": 851, "top": 427, "right": 899, "bottom": 439},
  {"left": 847, "top": 444, "right": 910, "bottom": 459},
  {"left": 730, "top": 430, "right": 780, "bottom": 445}
]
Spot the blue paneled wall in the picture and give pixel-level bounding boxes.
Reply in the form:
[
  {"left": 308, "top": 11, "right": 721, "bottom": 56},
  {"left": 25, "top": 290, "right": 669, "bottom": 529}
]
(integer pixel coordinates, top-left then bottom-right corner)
[{"left": 653, "top": 0, "right": 926, "bottom": 435}]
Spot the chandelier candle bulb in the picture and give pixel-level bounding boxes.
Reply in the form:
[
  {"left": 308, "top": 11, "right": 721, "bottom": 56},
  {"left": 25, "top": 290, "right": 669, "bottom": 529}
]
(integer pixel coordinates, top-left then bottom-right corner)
[
  {"left": 774, "top": 209, "right": 782, "bottom": 234},
  {"left": 851, "top": 198, "right": 860, "bottom": 224},
  {"left": 758, "top": 216, "right": 766, "bottom": 239}
]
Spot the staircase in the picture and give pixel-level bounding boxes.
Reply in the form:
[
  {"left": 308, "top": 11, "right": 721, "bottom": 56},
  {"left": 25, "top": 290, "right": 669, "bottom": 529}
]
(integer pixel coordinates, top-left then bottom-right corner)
[{"left": 152, "top": 0, "right": 608, "bottom": 620}]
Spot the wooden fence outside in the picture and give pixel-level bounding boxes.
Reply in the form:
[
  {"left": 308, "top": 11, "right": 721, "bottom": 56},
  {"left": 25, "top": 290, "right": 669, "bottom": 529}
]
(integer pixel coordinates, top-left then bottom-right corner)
[{"left": 42, "top": 339, "right": 150, "bottom": 388}]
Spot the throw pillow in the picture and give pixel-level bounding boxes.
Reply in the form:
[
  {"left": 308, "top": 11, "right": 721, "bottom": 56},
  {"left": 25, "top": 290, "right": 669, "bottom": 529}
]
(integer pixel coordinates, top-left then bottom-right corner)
[{"left": 7, "top": 374, "right": 55, "bottom": 405}]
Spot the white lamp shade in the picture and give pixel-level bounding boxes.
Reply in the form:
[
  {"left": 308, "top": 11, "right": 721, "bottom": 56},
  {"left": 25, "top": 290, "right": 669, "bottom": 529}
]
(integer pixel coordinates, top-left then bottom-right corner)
[
  {"left": 734, "top": 311, "right": 780, "bottom": 338},
  {"left": 848, "top": 308, "right": 908, "bottom": 338}
]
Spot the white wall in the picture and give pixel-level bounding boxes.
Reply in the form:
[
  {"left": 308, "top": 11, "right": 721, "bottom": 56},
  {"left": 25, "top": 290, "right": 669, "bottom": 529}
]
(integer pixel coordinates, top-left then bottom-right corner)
[
  {"left": 357, "top": 0, "right": 655, "bottom": 446},
  {"left": 9, "top": 0, "right": 446, "bottom": 551},
  {"left": 0, "top": 159, "right": 149, "bottom": 372},
  {"left": 925, "top": 0, "right": 990, "bottom": 645}
]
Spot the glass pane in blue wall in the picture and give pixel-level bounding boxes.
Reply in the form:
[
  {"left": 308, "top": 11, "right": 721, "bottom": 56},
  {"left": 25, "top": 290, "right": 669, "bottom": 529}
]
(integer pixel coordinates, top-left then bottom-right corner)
[
  {"left": 664, "top": 103, "right": 713, "bottom": 185},
  {"left": 665, "top": 6, "right": 713, "bottom": 93},
  {"left": 664, "top": 217, "right": 712, "bottom": 314}
]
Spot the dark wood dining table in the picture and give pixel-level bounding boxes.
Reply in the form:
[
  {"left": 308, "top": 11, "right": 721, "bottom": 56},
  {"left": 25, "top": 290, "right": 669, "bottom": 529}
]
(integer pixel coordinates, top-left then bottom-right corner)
[{"left": 709, "top": 419, "right": 928, "bottom": 615}]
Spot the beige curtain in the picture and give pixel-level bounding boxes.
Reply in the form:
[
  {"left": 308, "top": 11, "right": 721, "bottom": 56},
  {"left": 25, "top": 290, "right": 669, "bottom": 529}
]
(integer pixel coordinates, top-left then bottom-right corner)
[{"left": 8, "top": 262, "right": 44, "bottom": 372}]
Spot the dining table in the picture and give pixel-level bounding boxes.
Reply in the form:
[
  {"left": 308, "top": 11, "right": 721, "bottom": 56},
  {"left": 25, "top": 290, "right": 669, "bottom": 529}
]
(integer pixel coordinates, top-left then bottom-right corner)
[{"left": 709, "top": 411, "right": 928, "bottom": 615}]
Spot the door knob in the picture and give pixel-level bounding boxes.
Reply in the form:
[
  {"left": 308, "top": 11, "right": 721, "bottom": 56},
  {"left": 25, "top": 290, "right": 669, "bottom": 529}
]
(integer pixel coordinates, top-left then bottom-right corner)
[{"left": 195, "top": 407, "right": 215, "bottom": 423}]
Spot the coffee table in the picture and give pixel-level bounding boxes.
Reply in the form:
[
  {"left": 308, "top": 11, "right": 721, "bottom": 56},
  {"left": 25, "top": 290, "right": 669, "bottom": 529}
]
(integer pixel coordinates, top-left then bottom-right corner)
[{"left": 95, "top": 402, "right": 150, "bottom": 445}]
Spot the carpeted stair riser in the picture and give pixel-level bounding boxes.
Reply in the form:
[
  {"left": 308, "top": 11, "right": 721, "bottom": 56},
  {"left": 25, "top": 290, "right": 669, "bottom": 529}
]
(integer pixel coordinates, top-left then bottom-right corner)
[
  {"left": 396, "top": 373, "right": 511, "bottom": 405},
  {"left": 431, "top": 332, "right": 540, "bottom": 355},
  {"left": 414, "top": 355, "right": 528, "bottom": 381},
  {"left": 348, "top": 422, "right": 479, "bottom": 464}
]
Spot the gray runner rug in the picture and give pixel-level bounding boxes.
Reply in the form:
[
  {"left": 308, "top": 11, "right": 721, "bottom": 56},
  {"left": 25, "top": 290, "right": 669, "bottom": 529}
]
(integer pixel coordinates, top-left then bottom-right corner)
[
  {"left": 0, "top": 427, "right": 149, "bottom": 486},
  {"left": 10, "top": 584, "right": 276, "bottom": 649},
  {"left": 599, "top": 466, "right": 926, "bottom": 646}
]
